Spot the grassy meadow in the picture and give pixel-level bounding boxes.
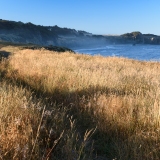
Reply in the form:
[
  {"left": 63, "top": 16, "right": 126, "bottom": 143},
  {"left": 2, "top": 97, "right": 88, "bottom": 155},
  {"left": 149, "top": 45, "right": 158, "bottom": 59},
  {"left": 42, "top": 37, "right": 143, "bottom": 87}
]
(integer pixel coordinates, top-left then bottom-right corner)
[{"left": 0, "top": 45, "right": 160, "bottom": 159}]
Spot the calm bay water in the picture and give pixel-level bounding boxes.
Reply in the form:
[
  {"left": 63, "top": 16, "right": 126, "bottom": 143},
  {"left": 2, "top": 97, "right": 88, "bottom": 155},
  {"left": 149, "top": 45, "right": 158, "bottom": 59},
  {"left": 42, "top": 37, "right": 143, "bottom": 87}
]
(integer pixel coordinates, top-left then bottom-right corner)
[{"left": 75, "top": 44, "right": 160, "bottom": 61}]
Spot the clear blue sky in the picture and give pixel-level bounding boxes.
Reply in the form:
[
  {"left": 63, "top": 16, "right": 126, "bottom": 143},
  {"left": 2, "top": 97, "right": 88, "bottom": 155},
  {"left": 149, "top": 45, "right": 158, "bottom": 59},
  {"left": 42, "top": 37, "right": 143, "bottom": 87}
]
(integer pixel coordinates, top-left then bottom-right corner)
[{"left": 0, "top": 0, "right": 160, "bottom": 35}]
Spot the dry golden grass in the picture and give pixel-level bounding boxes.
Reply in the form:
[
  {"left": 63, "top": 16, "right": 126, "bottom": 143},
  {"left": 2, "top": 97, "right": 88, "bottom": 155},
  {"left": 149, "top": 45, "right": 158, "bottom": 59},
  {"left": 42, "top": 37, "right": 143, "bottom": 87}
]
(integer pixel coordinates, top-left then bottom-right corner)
[
  {"left": 0, "top": 52, "right": 96, "bottom": 159},
  {"left": 0, "top": 81, "right": 94, "bottom": 160},
  {"left": 1, "top": 47, "right": 160, "bottom": 159},
  {"left": 0, "top": 81, "right": 41, "bottom": 159}
]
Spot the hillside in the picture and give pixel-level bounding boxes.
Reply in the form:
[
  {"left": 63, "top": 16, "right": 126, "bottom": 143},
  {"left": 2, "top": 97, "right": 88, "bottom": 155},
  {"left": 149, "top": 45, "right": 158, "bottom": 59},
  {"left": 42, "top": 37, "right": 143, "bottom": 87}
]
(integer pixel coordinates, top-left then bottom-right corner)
[
  {"left": 0, "top": 19, "right": 107, "bottom": 48},
  {"left": 1, "top": 44, "right": 160, "bottom": 159},
  {"left": 1, "top": 19, "right": 160, "bottom": 50}
]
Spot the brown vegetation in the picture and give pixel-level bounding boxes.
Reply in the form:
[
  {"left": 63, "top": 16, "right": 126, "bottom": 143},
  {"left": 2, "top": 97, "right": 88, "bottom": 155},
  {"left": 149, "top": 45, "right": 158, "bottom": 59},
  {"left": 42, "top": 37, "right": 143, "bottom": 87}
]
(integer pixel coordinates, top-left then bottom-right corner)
[{"left": 0, "top": 46, "right": 160, "bottom": 159}]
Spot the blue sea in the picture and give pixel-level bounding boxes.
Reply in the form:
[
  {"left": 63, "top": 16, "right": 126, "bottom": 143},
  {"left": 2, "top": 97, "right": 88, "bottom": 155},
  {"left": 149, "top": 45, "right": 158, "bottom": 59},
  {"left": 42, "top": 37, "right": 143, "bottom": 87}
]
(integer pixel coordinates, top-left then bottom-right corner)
[{"left": 74, "top": 44, "right": 160, "bottom": 61}]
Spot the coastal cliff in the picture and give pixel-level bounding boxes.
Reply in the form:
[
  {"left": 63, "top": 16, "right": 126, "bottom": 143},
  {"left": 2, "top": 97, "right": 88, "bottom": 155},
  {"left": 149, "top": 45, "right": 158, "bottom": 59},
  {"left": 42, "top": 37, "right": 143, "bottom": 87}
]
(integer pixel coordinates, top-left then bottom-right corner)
[{"left": 0, "top": 19, "right": 160, "bottom": 48}]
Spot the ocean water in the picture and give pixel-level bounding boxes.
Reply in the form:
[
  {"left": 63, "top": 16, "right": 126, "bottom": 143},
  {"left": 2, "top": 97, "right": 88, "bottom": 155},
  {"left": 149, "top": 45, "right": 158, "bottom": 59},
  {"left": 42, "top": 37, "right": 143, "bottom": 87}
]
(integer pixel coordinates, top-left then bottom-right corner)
[{"left": 74, "top": 44, "right": 160, "bottom": 61}]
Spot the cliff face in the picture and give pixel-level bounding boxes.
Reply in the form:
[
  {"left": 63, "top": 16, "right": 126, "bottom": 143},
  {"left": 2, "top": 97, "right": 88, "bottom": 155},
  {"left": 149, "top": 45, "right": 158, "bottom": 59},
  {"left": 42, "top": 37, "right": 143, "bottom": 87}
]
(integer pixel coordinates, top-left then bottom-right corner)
[{"left": 0, "top": 19, "right": 160, "bottom": 48}]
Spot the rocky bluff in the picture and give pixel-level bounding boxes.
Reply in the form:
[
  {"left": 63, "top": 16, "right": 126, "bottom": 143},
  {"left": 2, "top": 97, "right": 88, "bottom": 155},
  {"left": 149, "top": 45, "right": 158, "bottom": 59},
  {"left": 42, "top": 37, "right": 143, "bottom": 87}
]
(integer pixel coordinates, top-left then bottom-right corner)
[
  {"left": 105, "top": 32, "right": 160, "bottom": 45},
  {"left": 121, "top": 32, "right": 160, "bottom": 45}
]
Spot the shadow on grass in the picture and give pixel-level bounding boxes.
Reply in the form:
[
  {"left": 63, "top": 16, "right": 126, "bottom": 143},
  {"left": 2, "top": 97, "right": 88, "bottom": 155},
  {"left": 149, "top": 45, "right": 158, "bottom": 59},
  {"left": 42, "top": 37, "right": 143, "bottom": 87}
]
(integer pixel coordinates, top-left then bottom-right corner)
[
  {"left": 1, "top": 68, "right": 159, "bottom": 159},
  {"left": 0, "top": 50, "right": 11, "bottom": 59}
]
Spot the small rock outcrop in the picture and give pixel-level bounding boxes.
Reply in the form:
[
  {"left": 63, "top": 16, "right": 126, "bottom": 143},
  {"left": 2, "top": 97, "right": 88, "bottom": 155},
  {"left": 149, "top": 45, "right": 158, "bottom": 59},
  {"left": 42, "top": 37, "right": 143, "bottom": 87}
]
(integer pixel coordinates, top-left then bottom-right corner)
[{"left": 21, "top": 45, "right": 74, "bottom": 52}]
